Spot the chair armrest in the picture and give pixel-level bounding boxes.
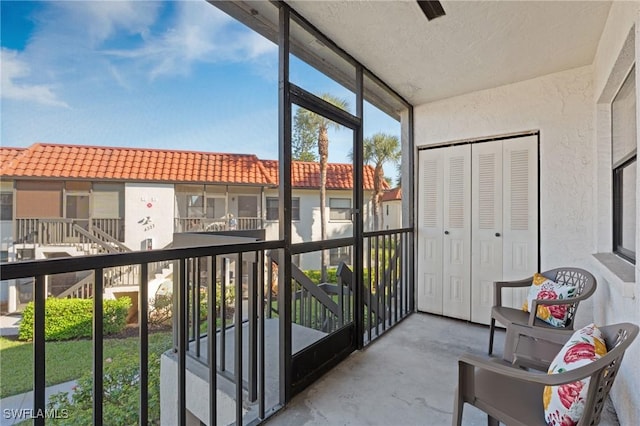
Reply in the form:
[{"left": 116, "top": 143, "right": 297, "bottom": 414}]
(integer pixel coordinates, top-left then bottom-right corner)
[
  {"left": 529, "top": 296, "right": 587, "bottom": 326},
  {"left": 459, "top": 354, "right": 600, "bottom": 386},
  {"left": 532, "top": 291, "right": 592, "bottom": 308},
  {"left": 504, "top": 323, "right": 573, "bottom": 368},
  {"left": 508, "top": 323, "right": 574, "bottom": 345},
  {"left": 494, "top": 276, "right": 532, "bottom": 306},
  {"left": 528, "top": 298, "right": 562, "bottom": 326}
]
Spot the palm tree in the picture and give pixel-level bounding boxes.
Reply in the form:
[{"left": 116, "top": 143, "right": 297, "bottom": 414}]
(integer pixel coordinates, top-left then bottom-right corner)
[
  {"left": 363, "top": 132, "right": 401, "bottom": 230},
  {"left": 293, "top": 94, "right": 348, "bottom": 282}
]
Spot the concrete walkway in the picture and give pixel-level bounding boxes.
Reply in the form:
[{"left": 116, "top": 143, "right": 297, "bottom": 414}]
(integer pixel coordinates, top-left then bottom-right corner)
[
  {"left": 0, "top": 380, "right": 76, "bottom": 426},
  {"left": 0, "top": 314, "right": 21, "bottom": 337}
]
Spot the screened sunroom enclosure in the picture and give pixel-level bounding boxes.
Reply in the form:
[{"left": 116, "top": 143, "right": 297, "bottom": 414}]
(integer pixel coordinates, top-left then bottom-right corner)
[{"left": 0, "top": 1, "right": 415, "bottom": 425}]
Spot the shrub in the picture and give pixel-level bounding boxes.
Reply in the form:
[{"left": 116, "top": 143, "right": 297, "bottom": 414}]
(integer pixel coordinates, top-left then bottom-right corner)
[
  {"left": 148, "top": 283, "right": 236, "bottom": 328},
  {"left": 19, "top": 297, "right": 131, "bottom": 341},
  {"left": 148, "top": 294, "right": 173, "bottom": 326},
  {"left": 304, "top": 268, "right": 338, "bottom": 284},
  {"left": 47, "top": 333, "right": 169, "bottom": 425},
  {"left": 215, "top": 282, "right": 236, "bottom": 311}
]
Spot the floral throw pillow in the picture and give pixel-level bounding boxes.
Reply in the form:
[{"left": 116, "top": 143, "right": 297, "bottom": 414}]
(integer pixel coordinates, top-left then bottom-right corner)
[
  {"left": 522, "top": 273, "right": 577, "bottom": 327},
  {"left": 544, "top": 323, "right": 607, "bottom": 426}
]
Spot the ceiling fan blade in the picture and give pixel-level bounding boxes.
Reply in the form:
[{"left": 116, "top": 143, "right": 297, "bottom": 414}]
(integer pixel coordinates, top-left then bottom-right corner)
[{"left": 417, "top": 1, "right": 446, "bottom": 21}]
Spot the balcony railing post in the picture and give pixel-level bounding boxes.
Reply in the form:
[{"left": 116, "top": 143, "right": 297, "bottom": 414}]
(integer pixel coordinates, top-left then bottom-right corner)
[
  {"left": 33, "top": 275, "right": 46, "bottom": 426},
  {"left": 93, "top": 268, "right": 104, "bottom": 424},
  {"left": 220, "top": 258, "right": 227, "bottom": 372},
  {"left": 139, "top": 263, "right": 149, "bottom": 425},
  {"left": 258, "top": 252, "right": 266, "bottom": 420},
  {"left": 177, "top": 259, "right": 187, "bottom": 426},
  {"left": 207, "top": 255, "right": 217, "bottom": 426},
  {"left": 267, "top": 257, "right": 273, "bottom": 319},
  {"left": 375, "top": 234, "right": 380, "bottom": 337},
  {"left": 248, "top": 255, "right": 258, "bottom": 402},
  {"left": 234, "top": 253, "right": 243, "bottom": 425},
  {"left": 366, "top": 236, "right": 372, "bottom": 343}
]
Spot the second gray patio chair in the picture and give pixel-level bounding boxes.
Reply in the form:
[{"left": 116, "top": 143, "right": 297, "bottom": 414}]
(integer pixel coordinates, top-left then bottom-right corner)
[
  {"left": 453, "top": 322, "right": 639, "bottom": 426},
  {"left": 488, "top": 267, "right": 597, "bottom": 355}
]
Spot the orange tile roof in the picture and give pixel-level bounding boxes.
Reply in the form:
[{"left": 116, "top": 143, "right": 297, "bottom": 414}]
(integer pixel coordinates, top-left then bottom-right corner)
[
  {"left": 0, "top": 147, "right": 26, "bottom": 168},
  {"left": 0, "top": 143, "right": 384, "bottom": 190},
  {"left": 260, "top": 160, "right": 381, "bottom": 190},
  {"left": 0, "top": 143, "right": 275, "bottom": 185},
  {"left": 381, "top": 187, "right": 402, "bottom": 202}
]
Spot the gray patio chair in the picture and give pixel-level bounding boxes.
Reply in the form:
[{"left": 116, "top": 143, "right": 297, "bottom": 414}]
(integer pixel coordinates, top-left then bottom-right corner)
[
  {"left": 488, "top": 267, "right": 597, "bottom": 356},
  {"left": 453, "top": 322, "right": 639, "bottom": 426}
]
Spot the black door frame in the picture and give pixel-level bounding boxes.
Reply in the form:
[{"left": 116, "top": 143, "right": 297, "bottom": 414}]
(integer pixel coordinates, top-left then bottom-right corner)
[{"left": 278, "top": 5, "right": 364, "bottom": 402}]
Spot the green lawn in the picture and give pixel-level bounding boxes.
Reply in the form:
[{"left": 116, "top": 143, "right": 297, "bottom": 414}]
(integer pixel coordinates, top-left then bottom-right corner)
[{"left": 0, "top": 332, "right": 172, "bottom": 399}]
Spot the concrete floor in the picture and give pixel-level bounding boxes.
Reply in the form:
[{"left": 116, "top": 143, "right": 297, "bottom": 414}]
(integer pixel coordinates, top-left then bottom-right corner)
[{"left": 266, "top": 313, "right": 620, "bottom": 426}]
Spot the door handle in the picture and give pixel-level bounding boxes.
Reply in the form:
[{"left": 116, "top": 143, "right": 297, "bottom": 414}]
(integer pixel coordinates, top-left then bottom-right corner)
[
  {"left": 444, "top": 230, "right": 450, "bottom": 235},
  {"left": 495, "top": 232, "right": 501, "bottom": 237}
]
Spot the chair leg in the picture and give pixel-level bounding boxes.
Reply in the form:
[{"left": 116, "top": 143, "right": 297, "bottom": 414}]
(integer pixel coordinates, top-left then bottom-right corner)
[
  {"left": 488, "top": 415, "right": 499, "bottom": 426},
  {"left": 488, "top": 318, "right": 495, "bottom": 355}
]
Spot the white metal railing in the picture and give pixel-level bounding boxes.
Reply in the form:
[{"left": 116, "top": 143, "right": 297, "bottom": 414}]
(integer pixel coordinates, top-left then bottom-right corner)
[
  {"left": 15, "top": 218, "right": 124, "bottom": 245},
  {"left": 174, "top": 217, "right": 263, "bottom": 233}
]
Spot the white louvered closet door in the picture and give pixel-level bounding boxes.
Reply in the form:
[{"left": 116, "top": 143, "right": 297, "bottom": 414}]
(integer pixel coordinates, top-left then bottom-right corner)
[
  {"left": 502, "top": 135, "right": 538, "bottom": 309},
  {"left": 442, "top": 145, "right": 471, "bottom": 320},
  {"left": 471, "top": 141, "right": 503, "bottom": 325},
  {"left": 418, "top": 136, "right": 536, "bottom": 323},
  {"left": 417, "top": 148, "right": 444, "bottom": 314}
]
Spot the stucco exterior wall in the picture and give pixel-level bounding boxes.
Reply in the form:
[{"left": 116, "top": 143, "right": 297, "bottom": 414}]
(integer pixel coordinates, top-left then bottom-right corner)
[
  {"left": 414, "top": 65, "right": 595, "bottom": 273},
  {"left": 591, "top": 2, "right": 640, "bottom": 425},
  {"left": 263, "top": 188, "right": 373, "bottom": 271},
  {"left": 124, "top": 183, "right": 175, "bottom": 251},
  {"left": 381, "top": 199, "right": 402, "bottom": 230}
]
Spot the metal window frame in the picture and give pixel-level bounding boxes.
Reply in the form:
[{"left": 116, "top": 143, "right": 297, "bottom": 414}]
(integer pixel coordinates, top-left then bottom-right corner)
[
  {"left": 328, "top": 197, "right": 352, "bottom": 221},
  {"left": 266, "top": 196, "right": 300, "bottom": 221},
  {"left": 0, "top": 192, "right": 13, "bottom": 220},
  {"left": 611, "top": 64, "right": 637, "bottom": 265},
  {"left": 612, "top": 154, "right": 637, "bottom": 264},
  {"left": 277, "top": 0, "right": 414, "bottom": 402}
]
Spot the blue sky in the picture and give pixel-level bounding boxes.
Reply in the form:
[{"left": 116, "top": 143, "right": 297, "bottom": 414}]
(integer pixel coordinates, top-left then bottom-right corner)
[{"left": 1, "top": 0, "right": 400, "bottom": 175}]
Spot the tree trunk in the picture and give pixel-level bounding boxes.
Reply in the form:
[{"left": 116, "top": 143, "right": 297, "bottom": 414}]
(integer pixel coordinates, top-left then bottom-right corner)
[
  {"left": 318, "top": 125, "right": 329, "bottom": 282},
  {"left": 373, "top": 163, "right": 384, "bottom": 230}
]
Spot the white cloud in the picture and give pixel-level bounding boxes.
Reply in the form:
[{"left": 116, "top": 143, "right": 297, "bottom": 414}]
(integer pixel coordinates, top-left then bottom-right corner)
[
  {"left": 52, "top": 0, "right": 160, "bottom": 47},
  {"left": 2, "top": 1, "right": 277, "bottom": 106},
  {"left": 102, "top": 1, "right": 277, "bottom": 80},
  {"left": 1, "top": 48, "right": 69, "bottom": 107}
]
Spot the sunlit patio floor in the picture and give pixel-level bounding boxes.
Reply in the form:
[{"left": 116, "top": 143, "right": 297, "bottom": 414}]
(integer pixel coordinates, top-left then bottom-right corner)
[{"left": 266, "top": 313, "right": 620, "bottom": 426}]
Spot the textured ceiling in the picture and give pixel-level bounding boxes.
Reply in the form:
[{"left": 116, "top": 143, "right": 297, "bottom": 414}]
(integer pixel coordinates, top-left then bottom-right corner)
[{"left": 286, "top": 0, "right": 612, "bottom": 106}]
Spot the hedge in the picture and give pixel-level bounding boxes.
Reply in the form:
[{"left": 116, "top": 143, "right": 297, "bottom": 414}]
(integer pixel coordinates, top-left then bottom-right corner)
[
  {"left": 19, "top": 297, "right": 131, "bottom": 341},
  {"left": 304, "top": 268, "right": 338, "bottom": 284}
]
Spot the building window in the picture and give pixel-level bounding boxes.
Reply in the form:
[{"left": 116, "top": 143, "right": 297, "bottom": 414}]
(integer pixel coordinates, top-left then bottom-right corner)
[
  {"left": 0, "top": 193, "right": 13, "bottom": 220},
  {"left": 612, "top": 66, "right": 636, "bottom": 264},
  {"left": 66, "top": 194, "right": 90, "bottom": 219},
  {"left": 329, "top": 198, "right": 351, "bottom": 221},
  {"left": 238, "top": 195, "right": 258, "bottom": 218},
  {"left": 187, "top": 195, "right": 205, "bottom": 217},
  {"left": 206, "top": 197, "right": 226, "bottom": 219},
  {"left": 329, "top": 246, "right": 352, "bottom": 266},
  {"left": 266, "top": 197, "right": 299, "bottom": 221}
]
